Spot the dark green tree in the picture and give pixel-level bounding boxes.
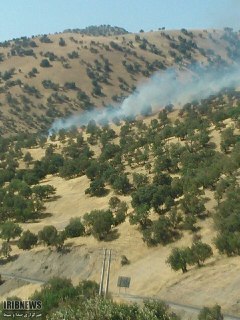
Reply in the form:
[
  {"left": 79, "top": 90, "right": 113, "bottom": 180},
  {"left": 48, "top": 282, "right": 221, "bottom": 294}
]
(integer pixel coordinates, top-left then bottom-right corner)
[
  {"left": 38, "top": 225, "right": 58, "bottom": 246},
  {"left": 83, "top": 210, "right": 114, "bottom": 240},
  {"left": 54, "top": 231, "right": 66, "bottom": 251},
  {"left": 166, "top": 247, "right": 191, "bottom": 273},
  {"left": 198, "top": 305, "right": 223, "bottom": 320},
  {"left": 59, "top": 37, "right": 66, "bottom": 46},
  {"left": 132, "top": 173, "right": 149, "bottom": 189},
  {"left": 85, "top": 178, "right": 107, "bottom": 197},
  {"left": 113, "top": 201, "right": 128, "bottom": 226},
  {"left": 18, "top": 230, "right": 38, "bottom": 250},
  {"left": 108, "top": 196, "right": 121, "bottom": 210},
  {"left": 180, "top": 193, "right": 206, "bottom": 217},
  {"left": 65, "top": 218, "right": 85, "bottom": 238},
  {"left": 23, "top": 152, "right": 33, "bottom": 164},
  {"left": 32, "top": 185, "right": 56, "bottom": 200},
  {"left": 214, "top": 232, "right": 240, "bottom": 256},
  {"left": 129, "top": 204, "right": 150, "bottom": 229},
  {"left": 220, "top": 127, "right": 236, "bottom": 153},
  {"left": 0, "top": 221, "right": 22, "bottom": 242},
  {"left": 40, "top": 59, "right": 51, "bottom": 68},
  {"left": 151, "top": 216, "right": 177, "bottom": 245},
  {"left": 1, "top": 241, "right": 12, "bottom": 258},
  {"left": 190, "top": 241, "right": 213, "bottom": 267},
  {"left": 112, "top": 173, "right": 131, "bottom": 195}
]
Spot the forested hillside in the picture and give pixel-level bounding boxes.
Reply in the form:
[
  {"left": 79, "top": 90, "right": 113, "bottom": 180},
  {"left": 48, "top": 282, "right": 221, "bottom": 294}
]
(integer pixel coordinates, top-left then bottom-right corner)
[
  {"left": 0, "top": 86, "right": 240, "bottom": 317},
  {"left": 0, "top": 26, "right": 240, "bottom": 319},
  {"left": 0, "top": 26, "right": 239, "bottom": 135}
]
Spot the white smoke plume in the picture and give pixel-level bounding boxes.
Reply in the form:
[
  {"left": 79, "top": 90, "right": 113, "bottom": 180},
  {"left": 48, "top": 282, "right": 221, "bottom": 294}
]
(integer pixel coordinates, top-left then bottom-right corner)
[{"left": 50, "top": 64, "right": 240, "bottom": 132}]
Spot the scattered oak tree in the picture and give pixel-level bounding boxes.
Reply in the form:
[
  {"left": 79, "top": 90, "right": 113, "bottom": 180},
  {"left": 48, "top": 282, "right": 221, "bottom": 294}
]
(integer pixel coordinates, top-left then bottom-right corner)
[
  {"left": 0, "top": 221, "right": 22, "bottom": 242},
  {"left": 167, "top": 242, "right": 213, "bottom": 273},
  {"left": 1, "top": 241, "right": 12, "bottom": 258},
  {"left": 38, "top": 225, "right": 58, "bottom": 246},
  {"left": 65, "top": 218, "right": 85, "bottom": 238},
  {"left": 83, "top": 210, "right": 114, "bottom": 241},
  {"left": 18, "top": 230, "right": 38, "bottom": 250},
  {"left": 190, "top": 241, "right": 213, "bottom": 267},
  {"left": 166, "top": 247, "right": 191, "bottom": 273},
  {"left": 198, "top": 304, "right": 223, "bottom": 320}
]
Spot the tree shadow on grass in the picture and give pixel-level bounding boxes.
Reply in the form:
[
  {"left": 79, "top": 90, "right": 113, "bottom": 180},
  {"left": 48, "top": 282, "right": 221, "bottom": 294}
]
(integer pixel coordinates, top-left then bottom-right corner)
[
  {"left": 0, "top": 254, "right": 19, "bottom": 265},
  {"left": 173, "top": 230, "right": 183, "bottom": 242},
  {"left": 45, "top": 195, "right": 62, "bottom": 202},
  {"left": 36, "top": 211, "right": 53, "bottom": 220},
  {"left": 57, "top": 246, "right": 71, "bottom": 254},
  {"left": 198, "top": 211, "right": 210, "bottom": 220},
  {"left": 24, "top": 212, "right": 53, "bottom": 224},
  {"left": 93, "top": 189, "right": 111, "bottom": 198},
  {"left": 104, "top": 229, "right": 120, "bottom": 242},
  {"left": 9, "top": 240, "right": 19, "bottom": 246},
  {"left": 64, "top": 242, "right": 75, "bottom": 248}
]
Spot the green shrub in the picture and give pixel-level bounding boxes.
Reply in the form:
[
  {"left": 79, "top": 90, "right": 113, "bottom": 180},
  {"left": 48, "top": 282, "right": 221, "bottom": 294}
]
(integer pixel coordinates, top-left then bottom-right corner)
[
  {"left": 38, "top": 225, "right": 58, "bottom": 246},
  {"left": 65, "top": 218, "right": 85, "bottom": 238},
  {"left": 0, "top": 221, "right": 22, "bottom": 242},
  {"left": 121, "top": 255, "right": 130, "bottom": 266},
  {"left": 40, "top": 59, "right": 51, "bottom": 68},
  {"left": 59, "top": 37, "right": 66, "bottom": 46},
  {"left": 198, "top": 305, "right": 223, "bottom": 320},
  {"left": 83, "top": 210, "right": 114, "bottom": 240},
  {"left": 18, "top": 230, "right": 38, "bottom": 250}
]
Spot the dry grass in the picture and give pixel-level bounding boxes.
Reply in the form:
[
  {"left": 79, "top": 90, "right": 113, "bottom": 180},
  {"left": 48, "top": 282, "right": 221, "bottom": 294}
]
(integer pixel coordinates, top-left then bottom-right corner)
[
  {"left": 0, "top": 29, "right": 233, "bottom": 135},
  {"left": 1, "top": 115, "right": 240, "bottom": 317},
  {"left": 0, "top": 29, "right": 240, "bottom": 315}
]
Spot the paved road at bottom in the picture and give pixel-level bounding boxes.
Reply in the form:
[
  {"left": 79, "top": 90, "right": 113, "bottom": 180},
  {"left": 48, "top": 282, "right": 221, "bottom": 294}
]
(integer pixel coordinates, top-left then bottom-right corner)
[
  {"left": 1, "top": 272, "right": 45, "bottom": 284},
  {"left": 1, "top": 273, "right": 240, "bottom": 320},
  {"left": 112, "top": 293, "right": 240, "bottom": 320}
]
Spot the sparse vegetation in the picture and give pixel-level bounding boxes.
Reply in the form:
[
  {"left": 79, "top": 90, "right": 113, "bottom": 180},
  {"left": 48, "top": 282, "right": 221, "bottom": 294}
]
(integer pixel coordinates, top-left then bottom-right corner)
[
  {"left": 65, "top": 217, "right": 85, "bottom": 238},
  {"left": 83, "top": 209, "right": 114, "bottom": 240},
  {"left": 59, "top": 37, "right": 66, "bottom": 47},
  {"left": 38, "top": 225, "right": 66, "bottom": 250},
  {"left": 0, "top": 221, "right": 22, "bottom": 242},
  {"left": 0, "top": 28, "right": 240, "bottom": 316},
  {"left": 64, "top": 25, "right": 129, "bottom": 36},
  {"left": 18, "top": 230, "right": 38, "bottom": 250},
  {"left": 1, "top": 241, "right": 12, "bottom": 258},
  {"left": 198, "top": 305, "right": 223, "bottom": 320},
  {"left": 40, "top": 35, "right": 53, "bottom": 43},
  {"left": 40, "top": 59, "right": 51, "bottom": 68},
  {"left": 0, "top": 28, "right": 238, "bottom": 136},
  {"left": 167, "top": 242, "right": 213, "bottom": 273}
]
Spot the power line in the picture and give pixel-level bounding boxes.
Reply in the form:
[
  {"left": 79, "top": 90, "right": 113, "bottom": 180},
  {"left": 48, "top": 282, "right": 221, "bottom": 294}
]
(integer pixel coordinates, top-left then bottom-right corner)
[
  {"left": 104, "top": 249, "right": 111, "bottom": 298},
  {"left": 99, "top": 248, "right": 112, "bottom": 297},
  {"left": 99, "top": 248, "right": 107, "bottom": 296}
]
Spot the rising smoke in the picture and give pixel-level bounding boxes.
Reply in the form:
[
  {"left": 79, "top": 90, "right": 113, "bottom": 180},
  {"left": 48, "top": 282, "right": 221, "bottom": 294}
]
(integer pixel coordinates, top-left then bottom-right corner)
[{"left": 50, "top": 64, "right": 240, "bottom": 133}]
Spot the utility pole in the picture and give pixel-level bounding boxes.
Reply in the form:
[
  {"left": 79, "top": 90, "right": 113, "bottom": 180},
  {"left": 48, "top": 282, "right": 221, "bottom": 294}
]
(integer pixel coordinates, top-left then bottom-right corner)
[
  {"left": 99, "top": 248, "right": 107, "bottom": 296},
  {"left": 104, "top": 249, "right": 111, "bottom": 298}
]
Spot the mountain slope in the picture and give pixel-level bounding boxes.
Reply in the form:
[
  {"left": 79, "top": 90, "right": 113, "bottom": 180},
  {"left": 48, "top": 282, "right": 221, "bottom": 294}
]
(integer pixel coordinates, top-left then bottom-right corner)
[{"left": 0, "top": 27, "right": 239, "bottom": 135}]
